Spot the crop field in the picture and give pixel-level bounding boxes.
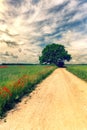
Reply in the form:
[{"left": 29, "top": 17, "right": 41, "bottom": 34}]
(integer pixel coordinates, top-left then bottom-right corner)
[
  {"left": 0, "top": 65, "right": 57, "bottom": 117},
  {"left": 67, "top": 65, "right": 87, "bottom": 82}
]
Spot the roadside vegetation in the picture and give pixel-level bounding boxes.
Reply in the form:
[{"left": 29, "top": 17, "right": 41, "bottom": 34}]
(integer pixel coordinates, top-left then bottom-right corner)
[
  {"left": 67, "top": 65, "right": 87, "bottom": 82},
  {"left": 0, "top": 65, "right": 57, "bottom": 117}
]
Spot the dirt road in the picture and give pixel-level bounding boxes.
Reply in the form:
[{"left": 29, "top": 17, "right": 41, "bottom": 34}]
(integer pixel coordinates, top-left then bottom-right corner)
[{"left": 0, "top": 69, "right": 87, "bottom": 130}]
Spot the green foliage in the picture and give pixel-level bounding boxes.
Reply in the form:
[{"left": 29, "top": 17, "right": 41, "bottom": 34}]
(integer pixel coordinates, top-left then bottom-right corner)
[
  {"left": 67, "top": 65, "right": 87, "bottom": 82},
  {"left": 39, "top": 43, "right": 72, "bottom": 67},
  {"left": 0, "top": 65, "right": 57, "bottom": 117}
]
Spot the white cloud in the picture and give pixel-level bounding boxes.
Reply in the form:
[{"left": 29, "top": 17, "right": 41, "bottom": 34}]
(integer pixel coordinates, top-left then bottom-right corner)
[
  {"left": 57, "top": 30, "right": 87, "bottom": 64},
  {"left": 0, "top": 0, "right": 87, "bottom": 64}
]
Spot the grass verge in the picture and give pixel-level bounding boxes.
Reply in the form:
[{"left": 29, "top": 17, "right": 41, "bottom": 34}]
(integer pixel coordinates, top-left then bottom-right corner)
[
  {"left": 0, "top": 65, "right": 57, "bottom": 118},
  {"left": 66, "top": 65, "right": 87, "bottom": 82}
]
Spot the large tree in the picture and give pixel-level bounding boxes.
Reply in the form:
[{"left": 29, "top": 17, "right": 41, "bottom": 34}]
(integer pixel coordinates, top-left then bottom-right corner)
[{"left": 39, "top": 43, "right": 72, "bottom": 67}]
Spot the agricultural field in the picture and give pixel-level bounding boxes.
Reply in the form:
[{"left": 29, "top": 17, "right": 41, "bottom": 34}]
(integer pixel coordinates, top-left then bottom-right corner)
[
  {"left": 0, "top": 65, "right": 57, "bottom": 117},
  {"left": 67, "top": 65, "right": 87, "bottom": 82}
]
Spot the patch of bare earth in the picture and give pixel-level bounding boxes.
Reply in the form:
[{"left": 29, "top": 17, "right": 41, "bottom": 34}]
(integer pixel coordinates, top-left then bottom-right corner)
[{"left": 0, "top": 69, "right": 87, "bottom": 130}]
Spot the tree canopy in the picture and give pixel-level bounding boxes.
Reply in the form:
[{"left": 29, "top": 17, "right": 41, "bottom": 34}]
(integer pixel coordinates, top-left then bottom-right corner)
[{"left": 39, "top": 43, "right": 72, "bottom": 67}]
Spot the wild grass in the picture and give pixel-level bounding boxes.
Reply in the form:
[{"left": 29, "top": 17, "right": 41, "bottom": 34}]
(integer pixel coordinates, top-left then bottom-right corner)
[
  {"left": 67, "top": 65, "right": 87, "bottom": 82},
  {"left": 0, "top": 65, "right": 57, "bottom": 117}
]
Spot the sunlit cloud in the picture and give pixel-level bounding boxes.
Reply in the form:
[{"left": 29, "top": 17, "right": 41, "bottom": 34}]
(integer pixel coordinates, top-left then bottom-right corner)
[{"left": 0, "top": 0, "right": 87, "bottom": 64}]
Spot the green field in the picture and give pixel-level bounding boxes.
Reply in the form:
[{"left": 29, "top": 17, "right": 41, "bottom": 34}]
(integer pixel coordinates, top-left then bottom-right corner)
[
  {"left": 67, "top": 65, "right": 87, "bottom": 82},
  {"left": 0, "top": 65, "right": 57, "bottom": 117}
]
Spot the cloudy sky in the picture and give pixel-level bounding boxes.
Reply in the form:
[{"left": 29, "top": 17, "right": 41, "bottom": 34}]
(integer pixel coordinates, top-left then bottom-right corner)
[{"left": 0, "top": 0, "right": 87, "bottom": 64}]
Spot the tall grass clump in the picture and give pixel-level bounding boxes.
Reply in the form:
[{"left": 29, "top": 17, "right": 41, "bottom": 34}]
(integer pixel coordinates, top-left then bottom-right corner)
[
  {"left": 67, "top": 65, "right": 87, "bottom": 82},
  {"left": 0, "top": 65, "right": 57, "bottom": 117}
]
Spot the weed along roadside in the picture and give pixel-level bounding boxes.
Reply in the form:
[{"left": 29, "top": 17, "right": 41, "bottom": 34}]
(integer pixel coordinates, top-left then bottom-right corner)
[
  {"left": 67, "top": 65, "right": 87, "bottom": 82},
  {"left": 0, "top": 65, "right": 57, "bottom": 118}
]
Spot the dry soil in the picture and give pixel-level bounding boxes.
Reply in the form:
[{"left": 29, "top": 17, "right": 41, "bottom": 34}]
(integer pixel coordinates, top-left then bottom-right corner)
[{"left": 0, "top": 69, "right": 87, "bottom": 130}]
